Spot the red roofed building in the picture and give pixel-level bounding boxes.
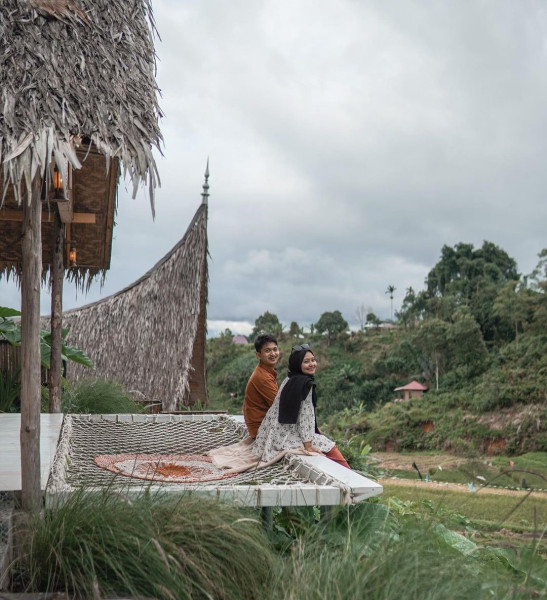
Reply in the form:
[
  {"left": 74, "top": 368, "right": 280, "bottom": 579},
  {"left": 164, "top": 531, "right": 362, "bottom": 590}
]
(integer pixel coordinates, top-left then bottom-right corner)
[{"left": 394, "top": 380, "right": 428, "bottom": 402}]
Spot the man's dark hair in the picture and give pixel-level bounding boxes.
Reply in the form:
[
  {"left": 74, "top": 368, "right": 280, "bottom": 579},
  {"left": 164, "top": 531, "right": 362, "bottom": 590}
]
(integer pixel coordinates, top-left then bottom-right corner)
[{"left": 254, "top": 334, "right": 278, "bottom": 352}]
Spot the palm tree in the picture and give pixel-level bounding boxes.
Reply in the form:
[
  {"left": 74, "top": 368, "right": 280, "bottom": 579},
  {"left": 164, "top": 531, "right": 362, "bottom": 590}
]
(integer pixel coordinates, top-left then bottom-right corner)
[{"left": 385, "top": 285, "right": 396, "bottom": 321}]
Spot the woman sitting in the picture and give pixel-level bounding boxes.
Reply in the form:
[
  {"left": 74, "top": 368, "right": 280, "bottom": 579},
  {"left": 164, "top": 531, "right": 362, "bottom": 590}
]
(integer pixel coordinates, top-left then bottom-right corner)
[
  {"left": 209, "top": 344, "right": 349, "bottom": 471},
  {"left": 253, "top": 344, "right": 349, "bottom": 468}
]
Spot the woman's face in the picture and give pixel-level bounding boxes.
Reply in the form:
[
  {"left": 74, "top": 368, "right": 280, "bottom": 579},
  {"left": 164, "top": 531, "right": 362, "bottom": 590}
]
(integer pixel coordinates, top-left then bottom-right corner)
[{"left": 300, "top": 351, "right": 317, "bottom": 376}]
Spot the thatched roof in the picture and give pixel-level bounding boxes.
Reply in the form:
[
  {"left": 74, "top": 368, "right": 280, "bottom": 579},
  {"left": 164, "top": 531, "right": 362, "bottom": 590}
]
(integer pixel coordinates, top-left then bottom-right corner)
[
  {"left": 0, "top": 0, "right": 162, "bottom": 285},
  {"left": 59, "top": 185, "right": 209, "bottom": 411}
]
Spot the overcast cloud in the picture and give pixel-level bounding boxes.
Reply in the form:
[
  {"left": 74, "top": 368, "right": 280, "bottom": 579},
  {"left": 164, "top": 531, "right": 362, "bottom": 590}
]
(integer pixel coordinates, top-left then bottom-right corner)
[{"left": 2, "top": 0, "right": 546, "bottom": 336}]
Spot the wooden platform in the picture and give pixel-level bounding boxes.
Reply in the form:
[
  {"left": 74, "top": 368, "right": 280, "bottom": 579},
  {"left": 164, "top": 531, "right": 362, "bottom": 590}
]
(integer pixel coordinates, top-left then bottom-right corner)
[{"left": 0, "top": 414, "right": 64, "bottom": 492}]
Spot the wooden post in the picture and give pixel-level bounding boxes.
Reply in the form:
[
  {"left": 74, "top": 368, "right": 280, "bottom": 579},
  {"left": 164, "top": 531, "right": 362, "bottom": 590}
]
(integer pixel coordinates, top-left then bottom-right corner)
[
  {"left": 48, "top": 212, "right": 64, "bottom": 413},
  {"left": 260, "top": 507, "right": 273, "bottom": 530},
  {"left": 20, "top": 175, "right": 43, "bottom": 513}
]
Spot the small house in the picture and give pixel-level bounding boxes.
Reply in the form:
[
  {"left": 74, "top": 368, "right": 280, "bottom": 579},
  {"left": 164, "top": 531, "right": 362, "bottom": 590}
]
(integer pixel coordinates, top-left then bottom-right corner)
[{"left": 394, "top": 380, "right": 428, "bottom": 402}]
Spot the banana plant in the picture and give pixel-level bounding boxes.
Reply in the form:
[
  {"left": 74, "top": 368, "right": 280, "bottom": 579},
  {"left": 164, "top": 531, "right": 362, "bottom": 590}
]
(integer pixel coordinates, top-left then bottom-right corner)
[{"left": 0, "top": 306, "right": 93, "bottom": 369}]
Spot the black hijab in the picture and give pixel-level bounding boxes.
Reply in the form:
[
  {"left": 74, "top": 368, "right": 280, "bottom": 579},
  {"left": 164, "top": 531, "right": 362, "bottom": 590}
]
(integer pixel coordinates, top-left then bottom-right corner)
[{"left": 278, "top": 347, "right": 319, "bottom": 433}]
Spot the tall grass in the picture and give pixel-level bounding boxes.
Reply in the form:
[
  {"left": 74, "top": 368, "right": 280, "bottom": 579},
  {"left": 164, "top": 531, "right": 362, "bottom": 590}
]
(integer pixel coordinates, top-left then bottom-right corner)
[
  {"left": 13, "top": 490, "right": 275, "bottom": 599},
  {"left": 62, "top": 378, "right": 143, "bottom": 413},
  {"left": 270, "top": 503, "right": 546, "bottom": 600}
]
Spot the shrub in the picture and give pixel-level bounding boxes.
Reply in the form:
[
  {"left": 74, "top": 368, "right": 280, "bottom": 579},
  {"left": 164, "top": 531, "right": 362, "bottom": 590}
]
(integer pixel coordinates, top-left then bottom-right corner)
[
  {"left": 270, "top": 502, "right": 543, "bottom": 600},
  {"left": 63, "top": 379, "right": 143, "bottom": 413},
  {"left": 0, "top": 368, "right": 21, "bottom": 412},
  {"left": 214, "top": 352, "right": 257, "bottom": 398}
]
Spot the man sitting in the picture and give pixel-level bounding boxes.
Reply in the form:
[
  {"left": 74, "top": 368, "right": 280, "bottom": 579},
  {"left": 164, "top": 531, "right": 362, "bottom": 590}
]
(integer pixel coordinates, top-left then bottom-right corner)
[{"left": 242, "top": 334, "right": 279, "bottom": 438}]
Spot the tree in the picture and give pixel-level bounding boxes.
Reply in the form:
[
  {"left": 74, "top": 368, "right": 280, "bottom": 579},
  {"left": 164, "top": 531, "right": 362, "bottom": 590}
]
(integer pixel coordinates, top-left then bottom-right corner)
[
  {"left": 448, "top": 308, "right": 488, "bottom": 376},
  {"left": 250, "top": 311, "right": 283, "bottom": 340},
  {"left": 385, "top": 285, "right": 396, "bottom": 321},
  {"left": 424, "top": 241, "right": 519, "bottom": 342},
  {"left": 527, "top": 249, "right": 547, "bottom": 332},
  {"left": 288, "top": 321, "right": 302, "bottom": 338},
  {"left": 528, "top": 248, "right": 547, "bottom": 291},
  {"left": 493, "top": 282, "right": 534, "bottom": 348},
  {"left": 412, "top": 318, "right": 450, "bottom": 390},
  {"left": 315, "top": 310, "right": 348, "bottom": 345},
  {"left": 366, "top": 312, "right": 381, "bottom": 327},
  {"left": 397, "top": 288, "right": 429, "bottom": 326}
]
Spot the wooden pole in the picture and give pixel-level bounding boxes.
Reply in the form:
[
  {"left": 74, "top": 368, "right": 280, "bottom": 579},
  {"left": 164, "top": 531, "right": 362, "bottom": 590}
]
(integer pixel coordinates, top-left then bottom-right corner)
[
  {"left": 48, "top": 213, "right": 64, "bottom": 413},
  {"left": 20, "top": 174, "right": 43, "bottom": 513}
]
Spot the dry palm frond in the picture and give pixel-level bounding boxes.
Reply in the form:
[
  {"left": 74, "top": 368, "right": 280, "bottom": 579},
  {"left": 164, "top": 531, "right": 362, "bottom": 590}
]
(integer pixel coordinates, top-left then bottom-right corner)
[
  {"left": 0, "top": 0, "right": 162, "bottom": 210},
  {"left": 52, "top": 203, "right": 209, "bottom": 411}
]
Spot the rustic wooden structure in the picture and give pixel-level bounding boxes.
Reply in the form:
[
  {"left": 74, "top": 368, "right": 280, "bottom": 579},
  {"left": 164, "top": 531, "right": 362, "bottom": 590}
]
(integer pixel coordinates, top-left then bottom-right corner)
[
  {"left": 1, "top": 144, "right": 120, "bottom": 414},
  {"left": 61, "top": 172, "right": 210, "bottom": 411},
  {"left": 0, "top": 0, "right": 162, "bottom": 511}
]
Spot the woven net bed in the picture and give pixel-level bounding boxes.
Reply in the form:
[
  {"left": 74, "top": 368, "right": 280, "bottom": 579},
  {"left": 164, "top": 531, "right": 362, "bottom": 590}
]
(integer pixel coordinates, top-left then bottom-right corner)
[
  {"left": 47, "top": 415, "right": 322, "bottom": 494},
  {"left": 47, "top": 414, "right": 381, "bottom": 506}
]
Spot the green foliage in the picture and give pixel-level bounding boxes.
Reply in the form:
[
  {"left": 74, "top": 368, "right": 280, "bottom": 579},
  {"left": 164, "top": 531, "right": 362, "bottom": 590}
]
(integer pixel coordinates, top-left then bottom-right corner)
[
  {"left": 40, "top": 328, "right": 94, "bottom": 369},
  {"left": 400, "top": 241, "right": 521, "bottom": 343},
  {"left": 0, "top": 368, "right": 21, "bottom": 412},
  {"left": 335, "top": 436, "right": 376, "bottom": 474},
  {"left": 288, "top": 320, "right": 302, "bottom": 338},
  {"left": 0, "top": 306, "right": 93, "bottom": 369},
  {"left": 251, "top": 311, "right": 283, "bottom": 340},
  {"left": 366, "top": 311, "right": 381, "bottom": 326},
  {"left": 381, "top": 482, "right": 547, "bottom": 538},
  {"left": 314, "top": 310, "right": 348, "bottom": 344},
  {"left": 206, "top": 242, "right": 546, "bottom": 453},
  {"left": 270, "top": 502, "right": 546, "bottom": 600},
  {"left": 14, "top": 490, "right": 275, "bottom": 599},
  {"left": 214, "top": 352, "right": 258, "bottom": 400},
  {"left": 62, "top": 379, "right": 143, "bottom": 413}
]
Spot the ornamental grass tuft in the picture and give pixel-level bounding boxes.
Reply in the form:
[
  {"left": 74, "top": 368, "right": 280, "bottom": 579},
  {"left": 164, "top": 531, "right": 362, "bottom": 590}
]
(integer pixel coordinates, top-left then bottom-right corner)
[
  {"left": 62, "top": 378, "right": 143, "bottom": 414},
  {"left": 13, "top": 489, "right": 275, "bottom": 599}
]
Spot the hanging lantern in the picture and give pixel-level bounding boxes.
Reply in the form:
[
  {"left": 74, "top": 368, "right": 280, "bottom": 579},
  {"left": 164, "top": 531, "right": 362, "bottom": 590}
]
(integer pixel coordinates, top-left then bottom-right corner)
[{"left": 53, "top": 165, "right": 65, "bottom": 201}]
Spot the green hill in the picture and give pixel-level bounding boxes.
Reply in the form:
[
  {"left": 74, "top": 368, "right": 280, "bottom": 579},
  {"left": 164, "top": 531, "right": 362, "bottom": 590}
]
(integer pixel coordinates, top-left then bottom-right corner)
[
  {"left": 206, "top": 327, "right": 546, "bottom": 458},
  {"left": 206, "top": 243, "right": 547, "bottom": 458}
]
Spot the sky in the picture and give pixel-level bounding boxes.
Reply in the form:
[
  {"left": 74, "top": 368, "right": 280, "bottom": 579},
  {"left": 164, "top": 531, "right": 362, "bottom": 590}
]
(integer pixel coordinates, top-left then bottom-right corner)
[{"left": 2, "top": 0, "right": 547, "bottom": 337}]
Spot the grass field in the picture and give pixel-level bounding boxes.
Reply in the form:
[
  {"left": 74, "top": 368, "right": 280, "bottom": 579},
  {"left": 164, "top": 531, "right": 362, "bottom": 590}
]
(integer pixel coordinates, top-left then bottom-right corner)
[
  {"left": 379, "top": 478, "right": 547, "bottom": 560},
  {"left": 381, "top": 481, "right": 547, "bottom": 529},
  {"left": 370, "top": 450, "right": 547, "bottom": 489},
  {"left": 368, "top": 450, "right": 547, "bottom": 560}
]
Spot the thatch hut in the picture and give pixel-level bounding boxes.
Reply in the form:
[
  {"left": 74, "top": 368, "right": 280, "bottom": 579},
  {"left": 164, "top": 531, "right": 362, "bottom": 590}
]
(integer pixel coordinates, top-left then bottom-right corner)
[
  {"left": 61, "top": 176, "right": 210, "bottom": 412},
  {"left": 0, "top": 0, "right": 162, "bottom": 511}
]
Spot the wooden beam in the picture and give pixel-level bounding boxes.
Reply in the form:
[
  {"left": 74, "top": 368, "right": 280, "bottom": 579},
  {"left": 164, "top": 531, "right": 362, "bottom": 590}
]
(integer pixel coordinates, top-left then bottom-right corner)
[
  {"left": 0, "top": 209, "right": 96, "bottom": 224},
  {"left": 20, "top": 176, "right": 43, "bottom": 513}
]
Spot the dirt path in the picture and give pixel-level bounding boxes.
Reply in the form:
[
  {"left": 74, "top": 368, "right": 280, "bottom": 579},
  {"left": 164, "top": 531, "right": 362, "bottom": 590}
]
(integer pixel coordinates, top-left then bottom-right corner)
[
  {"left": 370, "top": 451, "right": 469, "bottom": 472},
  {"left": 378, "top": 477, "right": 547, "bottom": 497},
  {"left": 371, "top": 451, "right": 547, "bottom": 497}
]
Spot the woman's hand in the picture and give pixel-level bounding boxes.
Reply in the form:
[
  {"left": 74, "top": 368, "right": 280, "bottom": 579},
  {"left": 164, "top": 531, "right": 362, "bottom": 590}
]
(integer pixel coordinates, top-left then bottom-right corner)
[{"left": 303, "top": 442, "right": 323, "bottom": 455}]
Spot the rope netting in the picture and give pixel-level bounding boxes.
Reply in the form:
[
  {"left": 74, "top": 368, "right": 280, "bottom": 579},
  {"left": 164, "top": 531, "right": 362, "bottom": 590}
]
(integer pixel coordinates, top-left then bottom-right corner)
[{"left": 48, "top": 415, "right": 311, "bottom": 491}]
